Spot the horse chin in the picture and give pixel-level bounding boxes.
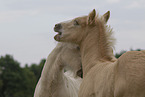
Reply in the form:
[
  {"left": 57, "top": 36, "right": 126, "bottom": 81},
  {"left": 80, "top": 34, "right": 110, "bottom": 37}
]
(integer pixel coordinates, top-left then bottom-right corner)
[{"left": 54, "top": 34, "right": 61, "bottom": 41}]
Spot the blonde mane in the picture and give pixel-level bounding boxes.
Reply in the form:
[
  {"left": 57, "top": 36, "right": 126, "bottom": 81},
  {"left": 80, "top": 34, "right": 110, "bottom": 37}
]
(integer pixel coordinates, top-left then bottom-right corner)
[{"left": 95, "top": 16, "right": 116, "bottom": 61}]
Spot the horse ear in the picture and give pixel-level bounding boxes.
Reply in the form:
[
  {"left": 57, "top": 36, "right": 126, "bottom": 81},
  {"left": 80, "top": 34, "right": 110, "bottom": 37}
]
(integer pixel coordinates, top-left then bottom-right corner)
[
  {"left": 87, "top": 9, "right": 96, "bottom": 25},
  {"left": 103, "top": 11, "right": 110, "bottom": 23}
]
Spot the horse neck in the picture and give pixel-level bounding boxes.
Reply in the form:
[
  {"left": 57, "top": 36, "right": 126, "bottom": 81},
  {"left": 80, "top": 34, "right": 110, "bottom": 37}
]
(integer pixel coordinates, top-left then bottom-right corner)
[
  {"left": 40, "top": 44, "right": 65, "bottom": 92},
  {"left": 39, "top": 44, "right": 81, "bottom": 97},
  {"left": 80, "top": 22, "right": 115, "bottom": 77}
]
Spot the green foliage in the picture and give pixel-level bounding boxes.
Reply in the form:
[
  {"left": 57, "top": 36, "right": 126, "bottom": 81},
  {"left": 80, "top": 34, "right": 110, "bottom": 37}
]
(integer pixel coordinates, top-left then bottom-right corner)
[
  {"left": 0, "top": 55, "right": 22, "bottom": 97},
  {"left": 0, "top": 55, "right": 44, "bottom": 97},
  {"left": 21, "top": 67, "right": 37, "bottom": 97},
  {"left": 29, "top": 59, "right": 45, "bottom": 82},
  {"left": 115, "top": 50, "right": 126, "bottom": 58}
]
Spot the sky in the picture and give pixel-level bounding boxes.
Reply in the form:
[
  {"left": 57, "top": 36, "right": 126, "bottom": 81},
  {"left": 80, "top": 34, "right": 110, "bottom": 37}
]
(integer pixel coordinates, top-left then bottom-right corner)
[{"left": 0, "top": 0, "right": 145, "bottom": 67}]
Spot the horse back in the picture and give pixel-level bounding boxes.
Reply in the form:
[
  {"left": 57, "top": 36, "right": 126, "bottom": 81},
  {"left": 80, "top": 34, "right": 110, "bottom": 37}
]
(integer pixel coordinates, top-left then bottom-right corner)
[{"left": 114, "top": 50, "right": 145, "bottom": 97}]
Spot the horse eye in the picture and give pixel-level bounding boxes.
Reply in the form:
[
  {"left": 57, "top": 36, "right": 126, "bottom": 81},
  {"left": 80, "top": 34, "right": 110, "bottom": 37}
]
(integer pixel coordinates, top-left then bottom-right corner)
[{"left": 74, "top": 20, "right": 79, "bottom": 26}]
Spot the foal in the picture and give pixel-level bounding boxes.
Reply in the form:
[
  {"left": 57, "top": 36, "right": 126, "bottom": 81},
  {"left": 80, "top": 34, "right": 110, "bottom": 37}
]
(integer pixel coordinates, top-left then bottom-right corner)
[
  {"left": 34, "top": 43, "right": 82, "bottom": 97},
  {"left": 54, "top": 9, "right": 145, "bottom": 97}
]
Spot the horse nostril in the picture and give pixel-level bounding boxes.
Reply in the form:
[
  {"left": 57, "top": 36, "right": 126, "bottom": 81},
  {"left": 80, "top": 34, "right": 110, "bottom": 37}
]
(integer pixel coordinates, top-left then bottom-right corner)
[{"left": 55, "top": 24, "right": 62, "bottom": 30}]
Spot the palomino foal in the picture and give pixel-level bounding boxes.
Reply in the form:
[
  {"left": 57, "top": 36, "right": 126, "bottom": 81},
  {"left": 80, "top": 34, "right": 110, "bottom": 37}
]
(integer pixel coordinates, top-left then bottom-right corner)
[
  {"left": 34, "top": 43, "right": 82, "bottom": 97},
  {"left": 54, "top": 9, "right": 145, "bottom": 97}
]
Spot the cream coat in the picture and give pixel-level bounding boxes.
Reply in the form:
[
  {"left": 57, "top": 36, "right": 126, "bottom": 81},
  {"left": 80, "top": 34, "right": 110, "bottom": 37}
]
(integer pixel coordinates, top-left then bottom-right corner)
[{"left": 34, "top": 43, "right": 82, "bottom": 97}]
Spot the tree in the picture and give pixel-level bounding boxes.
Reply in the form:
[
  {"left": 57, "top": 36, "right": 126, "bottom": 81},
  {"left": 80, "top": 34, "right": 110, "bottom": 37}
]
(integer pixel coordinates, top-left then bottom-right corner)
[
  {"left": 0, "top": 55, "right": 37, "bottom": 97},
  {"left": 0, "top": 55, "right": 23, "bottom": 97},
  {"left": 29, "top": 59, "right": 45, "bottom": 82},
  {"left": 21, "top": 67, "right": 37, "bottom": 97},
  {"left": 115, "top": 50, "right": 126, "bottom": 58}
]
